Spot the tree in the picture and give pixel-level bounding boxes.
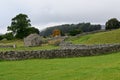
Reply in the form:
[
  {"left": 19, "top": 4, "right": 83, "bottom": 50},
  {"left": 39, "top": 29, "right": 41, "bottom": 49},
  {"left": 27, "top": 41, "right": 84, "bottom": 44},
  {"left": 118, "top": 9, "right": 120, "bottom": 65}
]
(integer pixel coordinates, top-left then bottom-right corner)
[
  {"left": 105, "top": 18, "right": 120, "bottom": 30},
  {"left": 25, "top": 27, "right": 40, "bottom": 36},
  {"left": 7, "top": 13, "right": 31, "bottom": 39}
]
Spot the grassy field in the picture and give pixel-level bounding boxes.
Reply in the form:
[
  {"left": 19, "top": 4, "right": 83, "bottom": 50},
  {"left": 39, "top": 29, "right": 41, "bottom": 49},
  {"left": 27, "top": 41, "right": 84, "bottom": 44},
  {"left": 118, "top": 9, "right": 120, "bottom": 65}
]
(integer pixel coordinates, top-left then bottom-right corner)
[
  {"left": 0, "top": 52, "right": 120, "bottom": 80},
  {"left": 0, "top": 29, "right": 120, "bottom": 80},
  {"left": 68, "top": 29, "right": 120, "bottom": 44},
  {"left": 1, "top": 29, "right": 120, "bottom": 51},
  {"left": 0, "top": 39, "right": 58, "bottom": 51}
]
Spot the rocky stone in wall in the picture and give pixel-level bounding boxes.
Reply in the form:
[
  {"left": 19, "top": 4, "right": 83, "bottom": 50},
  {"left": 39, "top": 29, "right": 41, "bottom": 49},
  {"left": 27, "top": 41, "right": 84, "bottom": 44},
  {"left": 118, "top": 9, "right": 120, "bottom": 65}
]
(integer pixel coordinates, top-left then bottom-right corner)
[{"left": 24, "top": 34, "right": 42, "bottom": 47}]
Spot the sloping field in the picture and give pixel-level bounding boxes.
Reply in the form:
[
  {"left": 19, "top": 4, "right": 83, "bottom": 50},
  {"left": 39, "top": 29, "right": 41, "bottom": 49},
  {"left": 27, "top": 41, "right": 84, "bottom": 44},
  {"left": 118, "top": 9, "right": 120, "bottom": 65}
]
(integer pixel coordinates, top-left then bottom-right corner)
[{"left": 68, "top": 29, "right": 120, "bottom": 44}]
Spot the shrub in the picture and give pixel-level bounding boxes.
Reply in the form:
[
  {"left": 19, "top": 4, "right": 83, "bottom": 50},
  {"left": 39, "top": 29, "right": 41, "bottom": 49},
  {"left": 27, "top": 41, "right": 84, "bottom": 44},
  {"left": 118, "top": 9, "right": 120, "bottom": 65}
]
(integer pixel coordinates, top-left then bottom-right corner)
[
  {"left": 69, "top": 29, "right": 82, "bottom": 36},
  {"left": 0, "top": 35, "right": 4, "bottom": 40},
  {"left": 4, "top": 32, "right": 14, "bottom": 40}
]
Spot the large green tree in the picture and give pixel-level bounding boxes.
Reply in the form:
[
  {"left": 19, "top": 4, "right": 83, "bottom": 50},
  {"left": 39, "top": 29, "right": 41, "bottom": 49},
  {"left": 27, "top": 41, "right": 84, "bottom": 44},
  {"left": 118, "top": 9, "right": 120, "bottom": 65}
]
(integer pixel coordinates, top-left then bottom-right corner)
[
  {"left": 105, "top": 18, "right": 120, "bottom": 30},
  {"left": 25, "top": 27, "right": 40, "bottom": 36},
  {"left": 7, "top": 13, "right": 31, "bottom": 39}
]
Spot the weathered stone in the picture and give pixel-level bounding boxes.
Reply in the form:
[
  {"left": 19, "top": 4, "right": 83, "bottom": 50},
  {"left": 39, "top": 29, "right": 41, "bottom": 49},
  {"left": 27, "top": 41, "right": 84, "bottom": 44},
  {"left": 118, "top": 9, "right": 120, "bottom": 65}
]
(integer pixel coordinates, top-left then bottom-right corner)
[
  {"left": 0, "top": 44, "right": 120, "bottom": 60},
  {"left": 59, "top": 43, "right": 120, "bottom": 49},
  {"left": 24, "top": 34, "right": 42, "bottom": 47},
  {"left": 0, "top": 45, "right": 16, "bottom": 48}
]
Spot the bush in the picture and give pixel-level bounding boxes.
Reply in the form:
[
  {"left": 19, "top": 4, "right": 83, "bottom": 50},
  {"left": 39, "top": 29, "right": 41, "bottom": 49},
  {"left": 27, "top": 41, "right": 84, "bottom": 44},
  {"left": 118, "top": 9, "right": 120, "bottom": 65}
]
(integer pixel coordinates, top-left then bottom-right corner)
[
  {"left": 0, "top": 35, "right": 4, "bottom": 40},
  {"left": 69, "top": 29, "right": 82, "bottom": 36},
  {"left": 4, "top": 32, "right": 14, "bottom": 40}
]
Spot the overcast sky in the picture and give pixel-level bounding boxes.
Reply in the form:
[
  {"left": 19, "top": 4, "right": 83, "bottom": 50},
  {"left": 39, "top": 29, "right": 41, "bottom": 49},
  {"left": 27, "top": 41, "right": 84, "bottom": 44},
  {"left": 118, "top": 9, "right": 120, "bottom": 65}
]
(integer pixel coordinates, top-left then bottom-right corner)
[{"left": 0, "top": 0, "right": 120, "bottom": 33}]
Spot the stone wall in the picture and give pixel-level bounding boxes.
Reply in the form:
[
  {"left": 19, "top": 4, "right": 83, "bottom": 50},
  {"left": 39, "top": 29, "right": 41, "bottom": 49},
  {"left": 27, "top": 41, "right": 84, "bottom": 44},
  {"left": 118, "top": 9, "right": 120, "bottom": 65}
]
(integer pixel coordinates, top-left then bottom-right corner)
[
  {"left": 59, "top": 43, "right": 120, "bottom": 49},
  {"left": 0, "top": 45, "right": 16, "bottom": 48},
  {"left": 0, "top": 44, "right": 120, "bottom": 60}
]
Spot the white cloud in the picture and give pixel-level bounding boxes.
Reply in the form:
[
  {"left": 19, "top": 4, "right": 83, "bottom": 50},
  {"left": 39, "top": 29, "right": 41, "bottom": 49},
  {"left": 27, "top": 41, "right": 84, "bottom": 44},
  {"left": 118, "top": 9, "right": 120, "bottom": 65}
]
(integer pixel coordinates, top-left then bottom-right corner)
[{"left": 0, "top": 0, "right": 120, "bottom": 33}]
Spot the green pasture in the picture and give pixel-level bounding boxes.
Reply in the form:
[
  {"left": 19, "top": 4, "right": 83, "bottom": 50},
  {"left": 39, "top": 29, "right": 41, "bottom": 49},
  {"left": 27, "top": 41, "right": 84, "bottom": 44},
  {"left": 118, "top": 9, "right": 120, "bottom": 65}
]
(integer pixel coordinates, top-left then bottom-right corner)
[
  {"left": 0, "top": 39, "right": 58, "bottom": 51},
  {"left": 0, "top": 52, "right": 120, "bottom": 80},
  {"left": 68, "top": 29, "right": 120, "bottom": 45}
]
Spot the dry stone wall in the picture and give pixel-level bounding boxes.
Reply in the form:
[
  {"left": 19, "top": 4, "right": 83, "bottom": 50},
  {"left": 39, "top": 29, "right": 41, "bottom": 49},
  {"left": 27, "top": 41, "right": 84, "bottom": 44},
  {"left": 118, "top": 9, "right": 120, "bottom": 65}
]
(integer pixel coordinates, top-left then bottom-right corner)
[
  {"left": 59, "top": 43, "right": 120, "bottom": 49},
  {"left": 0, "top": 45, "right": 16, "bottom": 48},
  {"left": 0, "top": 44, "right": 120, "bottom": 60}
]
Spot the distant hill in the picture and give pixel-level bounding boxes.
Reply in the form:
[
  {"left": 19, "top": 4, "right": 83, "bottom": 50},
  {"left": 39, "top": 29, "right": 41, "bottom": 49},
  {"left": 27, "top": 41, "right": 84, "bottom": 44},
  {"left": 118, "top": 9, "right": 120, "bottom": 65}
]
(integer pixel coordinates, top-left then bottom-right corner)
[
  {"left": 40, "top": 23, "right": 101, "bottom": 37},
  {"left": 68, "top": 29, "right": 120, "bottom": 44}
]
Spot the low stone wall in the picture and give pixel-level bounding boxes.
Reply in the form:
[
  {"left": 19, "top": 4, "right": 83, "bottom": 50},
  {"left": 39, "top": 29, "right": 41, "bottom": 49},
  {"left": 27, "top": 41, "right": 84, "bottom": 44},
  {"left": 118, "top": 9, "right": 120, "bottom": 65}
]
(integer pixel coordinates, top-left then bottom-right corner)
[
  {"left": 75, "top": 30, "right": 106, "bottom": 37},
  {"left": 59, "top": 43, "right": 120, "bottom": 49},
  {"left": 0, "top": 44, "right": 120, "bottom": 60},
  {"left": 0, "top": 45, "right": 16, "bottom": 48}
]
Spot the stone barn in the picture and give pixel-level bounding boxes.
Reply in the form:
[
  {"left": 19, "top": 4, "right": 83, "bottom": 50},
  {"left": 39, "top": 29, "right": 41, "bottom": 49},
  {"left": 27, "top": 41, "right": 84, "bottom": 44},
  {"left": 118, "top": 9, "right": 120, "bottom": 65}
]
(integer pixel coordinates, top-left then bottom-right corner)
[{"left": 24, "top": 34, "right": 42, "bottom": 47}]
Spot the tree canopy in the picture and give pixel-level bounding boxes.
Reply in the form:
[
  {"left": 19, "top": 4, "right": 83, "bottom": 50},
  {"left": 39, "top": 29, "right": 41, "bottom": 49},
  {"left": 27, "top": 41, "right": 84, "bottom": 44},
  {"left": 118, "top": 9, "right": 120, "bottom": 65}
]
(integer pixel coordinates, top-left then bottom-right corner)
[
  {"left": 105, "top": 18, "right": 120, "bottom": 30},
  {"left": 7, "top": 13, "right": 39, "bottom": 39}
]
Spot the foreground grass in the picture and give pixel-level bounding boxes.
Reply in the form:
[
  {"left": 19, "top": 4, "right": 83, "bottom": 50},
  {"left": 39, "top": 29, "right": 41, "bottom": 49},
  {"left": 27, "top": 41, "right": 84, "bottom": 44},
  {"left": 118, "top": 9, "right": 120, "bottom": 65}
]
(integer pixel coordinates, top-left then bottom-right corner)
[
  {"left": 0, "top": 52, "right": 120, "bottom": 80},
  {"left": 68, "top": 29, "right": 120, "bottom": 44},
  {"left": 0, "top": 39, "right": 58, "bottom": 51}
]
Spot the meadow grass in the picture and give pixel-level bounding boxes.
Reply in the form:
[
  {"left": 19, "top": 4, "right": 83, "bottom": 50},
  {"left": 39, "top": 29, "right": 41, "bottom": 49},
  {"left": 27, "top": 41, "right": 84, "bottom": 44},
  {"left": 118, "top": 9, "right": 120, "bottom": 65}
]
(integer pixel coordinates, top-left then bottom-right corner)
[
  {"left": 68, "top": 29, "right": 120, "bottom": 45},
  {"left": 0, "top": 52, "right": 120, "bottom": 80},
  {"left": 0, "top": 45, "right": 58, "bottom": 51},
  {"left": 0, "top": 39, "right": 58, "bottom": 51}
]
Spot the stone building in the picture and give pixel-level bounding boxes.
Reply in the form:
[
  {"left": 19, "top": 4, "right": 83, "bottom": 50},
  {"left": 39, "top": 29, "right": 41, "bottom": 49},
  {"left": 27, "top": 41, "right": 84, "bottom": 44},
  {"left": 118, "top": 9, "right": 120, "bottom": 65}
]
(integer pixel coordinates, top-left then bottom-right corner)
[{"left": 24, "top": 34, "right": 42, "bottom": 47}]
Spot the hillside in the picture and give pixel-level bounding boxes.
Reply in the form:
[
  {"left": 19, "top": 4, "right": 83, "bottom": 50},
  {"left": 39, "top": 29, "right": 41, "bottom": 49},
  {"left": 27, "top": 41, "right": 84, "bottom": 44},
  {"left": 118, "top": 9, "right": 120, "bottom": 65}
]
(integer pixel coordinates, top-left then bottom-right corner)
[
  {"left": 68, "top": 29, "right": 120, "bottom": 44},
  {"left": 40, "top": 23, "right": 101, "bottom": 36}
]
